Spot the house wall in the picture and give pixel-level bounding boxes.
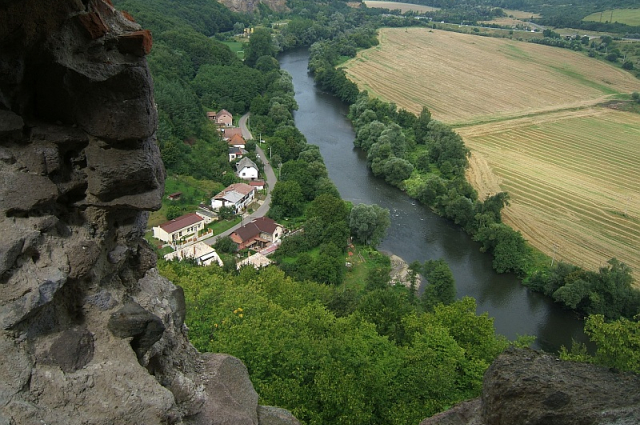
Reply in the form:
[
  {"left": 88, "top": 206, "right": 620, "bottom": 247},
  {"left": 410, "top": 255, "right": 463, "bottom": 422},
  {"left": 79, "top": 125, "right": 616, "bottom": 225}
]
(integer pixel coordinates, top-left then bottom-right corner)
[
  {"left": 217, "top": 115, "right": 232, "bottom": 126},
  {"left": 238, "top": 167, "right": 258, "bottom": 180},
  {"left": 153, "top": 226, "right": 171, "bottom": 243}
]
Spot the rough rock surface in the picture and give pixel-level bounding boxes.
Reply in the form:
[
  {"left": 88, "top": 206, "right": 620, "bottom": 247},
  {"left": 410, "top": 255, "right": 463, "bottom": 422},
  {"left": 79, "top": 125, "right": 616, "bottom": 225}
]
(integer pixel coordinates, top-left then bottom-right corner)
[
  {"left": 218, "top": 0, "right": 288, "bottom": 14},
  {"left": 0, "top": 1, "right": 296, "bottom": 424},
  {"left": 420, "top": 348, "right": 640, "bottom": 425}
]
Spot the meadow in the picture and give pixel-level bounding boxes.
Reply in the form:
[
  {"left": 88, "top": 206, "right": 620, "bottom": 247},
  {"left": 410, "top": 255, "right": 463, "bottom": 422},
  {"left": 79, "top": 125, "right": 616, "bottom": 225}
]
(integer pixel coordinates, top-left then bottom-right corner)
[
  {"left": 583, "top": 9, "right": 640, "bottom": 27},
  {"left": 343, "top": 27, "right": 640, "bottom": 273}
]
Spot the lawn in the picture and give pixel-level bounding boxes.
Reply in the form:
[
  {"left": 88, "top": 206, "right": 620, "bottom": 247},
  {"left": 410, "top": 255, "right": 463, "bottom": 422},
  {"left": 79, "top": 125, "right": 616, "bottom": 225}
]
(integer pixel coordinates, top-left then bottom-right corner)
[{"left": 148, "top": 175, "right": 224, "bottom": 227}]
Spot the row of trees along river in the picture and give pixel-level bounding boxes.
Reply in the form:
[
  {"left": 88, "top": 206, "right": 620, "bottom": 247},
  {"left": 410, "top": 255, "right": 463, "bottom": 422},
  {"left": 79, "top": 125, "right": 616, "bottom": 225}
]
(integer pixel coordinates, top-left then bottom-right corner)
[{"left": 279, "top": 48, "right": 590, "bottom": 353}]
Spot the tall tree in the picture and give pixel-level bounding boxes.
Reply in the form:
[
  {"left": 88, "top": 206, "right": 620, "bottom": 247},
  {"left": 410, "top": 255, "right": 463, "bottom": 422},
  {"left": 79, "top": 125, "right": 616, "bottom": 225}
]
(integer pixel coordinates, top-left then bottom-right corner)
[
  {"left": 244, "top": 28, "right": 276, "bottom": 67},
  {"left": 421, "top": 259, "right": 456, "bottom": 311},
  {"left": 349, "top": 203, "right": 390, "bottom": 247}
]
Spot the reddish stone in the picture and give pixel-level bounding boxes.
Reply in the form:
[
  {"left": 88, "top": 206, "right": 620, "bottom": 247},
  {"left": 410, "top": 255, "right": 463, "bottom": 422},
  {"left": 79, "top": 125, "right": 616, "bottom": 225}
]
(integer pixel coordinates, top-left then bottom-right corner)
[
  {"left": 121, "top": 10, "right": 136, "bottom": 22},
  {"left": 117, "top": 29, "right": 153, "bottom": 56},
  {"left": 77, "top": 12, "right": 108, "bottom": 39}
]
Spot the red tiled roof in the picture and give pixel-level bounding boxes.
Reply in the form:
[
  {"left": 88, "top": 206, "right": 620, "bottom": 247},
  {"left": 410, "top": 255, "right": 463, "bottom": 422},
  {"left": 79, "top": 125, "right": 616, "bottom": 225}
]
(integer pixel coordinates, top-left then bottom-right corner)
[
  {"left": 222, "top": 127, "right": 242, "bottom": 138},
  {"left": 159, "top": 213, "right": 203, "bottom": 234},
  {"left": 228, "top": 133, "right": 245, "bottom": 145}
]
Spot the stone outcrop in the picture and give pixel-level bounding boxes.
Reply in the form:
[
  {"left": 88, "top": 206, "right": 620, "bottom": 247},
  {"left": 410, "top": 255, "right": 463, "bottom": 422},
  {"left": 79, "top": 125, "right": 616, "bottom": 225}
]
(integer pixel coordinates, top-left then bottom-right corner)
[
  {"left": 420, "top": 348, "right": 640, "bottom": 425},
  {"left": 0, "top": 1, "right": 297, "bottom": 424},
  {"left": 217, "top": 0, "right": 288, "bottom": 14}
]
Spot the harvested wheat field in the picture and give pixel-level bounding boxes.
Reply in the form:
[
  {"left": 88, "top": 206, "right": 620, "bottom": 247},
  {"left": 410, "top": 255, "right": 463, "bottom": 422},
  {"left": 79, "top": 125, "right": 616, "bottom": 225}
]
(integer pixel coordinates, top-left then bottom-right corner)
[
  {"left": 344, "top": 28, "right": 640, "bottom": 126},
  {"left": 344, "top": 27, "right": 640, "bottom": 275},
  {"left": 460, "top": 108, "right": 640, "bottom": 273}
]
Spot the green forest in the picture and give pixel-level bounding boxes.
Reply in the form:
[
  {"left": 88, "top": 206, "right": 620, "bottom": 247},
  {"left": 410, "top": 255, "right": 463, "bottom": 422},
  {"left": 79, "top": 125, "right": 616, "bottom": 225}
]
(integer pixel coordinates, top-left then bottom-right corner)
[{"left": 113, "top": 0, "right": 640, "bottom": 422}]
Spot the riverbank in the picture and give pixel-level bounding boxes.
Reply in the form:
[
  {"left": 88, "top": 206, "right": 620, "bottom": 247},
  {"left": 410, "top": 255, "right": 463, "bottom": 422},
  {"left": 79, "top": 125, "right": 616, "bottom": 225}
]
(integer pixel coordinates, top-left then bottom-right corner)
[{"left": 386, "top": 253, "right": 422, "bottom": 289}]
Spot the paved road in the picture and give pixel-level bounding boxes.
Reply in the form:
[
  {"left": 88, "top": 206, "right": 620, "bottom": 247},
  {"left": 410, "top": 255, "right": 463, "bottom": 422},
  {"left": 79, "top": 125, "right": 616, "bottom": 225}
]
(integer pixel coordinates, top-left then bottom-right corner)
[{"left": 203, "top": 113, "right": 277, "bottom": 245}]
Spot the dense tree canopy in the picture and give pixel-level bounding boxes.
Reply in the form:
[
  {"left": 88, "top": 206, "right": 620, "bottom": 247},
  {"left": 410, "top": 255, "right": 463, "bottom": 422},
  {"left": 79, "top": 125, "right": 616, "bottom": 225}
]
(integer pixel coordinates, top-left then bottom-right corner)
[
  {"left": 161, "top": 261, "right": 513, "bottom": 425},
  {"left": 349, "top": 203, "right": 391, "bottom": 247}
]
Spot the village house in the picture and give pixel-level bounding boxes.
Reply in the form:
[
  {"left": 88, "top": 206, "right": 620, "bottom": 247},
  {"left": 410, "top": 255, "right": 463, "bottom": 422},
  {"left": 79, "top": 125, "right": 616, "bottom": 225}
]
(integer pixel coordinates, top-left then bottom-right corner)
[
  {"left": 228, "top": 146, "right": 247, "bottom": 162},
  {"left": 227, "top": 133, "right": 245, "bottom": 148},
  {"left": 220, "top": 127, "right": 243, "bottom": 140},
  {"left": 164, "top": 242, "right": 223, "bottom": 267},
  {"left": 230, "top": 217, "right": 283, "bottom": 250},
  {"left": 207, "top": 109, "right": 233, "bottom": 126},
  {"left": 153, "top": 213, "right": 204, "bottom": 244},
  {"left": 236, "top": 157, "right": 259, "bottom": 180},
  {"left": 211, "top": 183, "right": 255, "bottom": 213}
]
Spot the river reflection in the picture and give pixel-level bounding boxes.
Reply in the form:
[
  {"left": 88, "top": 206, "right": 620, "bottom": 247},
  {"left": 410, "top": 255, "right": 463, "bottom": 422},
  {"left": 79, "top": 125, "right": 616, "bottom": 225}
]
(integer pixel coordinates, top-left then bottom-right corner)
[{"left": 279, "top": 48, "right": 591, "bottom": 352}]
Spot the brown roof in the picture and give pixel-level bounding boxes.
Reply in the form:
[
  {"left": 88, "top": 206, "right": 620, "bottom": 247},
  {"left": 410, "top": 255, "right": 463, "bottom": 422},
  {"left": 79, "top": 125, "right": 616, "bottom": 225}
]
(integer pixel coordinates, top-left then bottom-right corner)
[
  {"left": 249, "top": 180, "right": 265, "bottom": 187},
  {"left": 231, "top": 217, "right": 279, "bottom": 243},
  {"left": 222, "top": 127, "right": 243, "bottom": 139},
  {"left": 224, "top": 183, "right": 254, "bottom": 196},
  {"left": 228, "top": 133, "right": 245, "bottom": 145},
  {"left": 159, "top": 213, "right": 203, "bottom": 234}
]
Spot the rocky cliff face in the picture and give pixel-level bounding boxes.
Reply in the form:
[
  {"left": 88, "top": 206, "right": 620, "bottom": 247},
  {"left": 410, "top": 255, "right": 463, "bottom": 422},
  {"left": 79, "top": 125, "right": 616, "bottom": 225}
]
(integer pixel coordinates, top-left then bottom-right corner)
[
  {"left": 0, "top": 1, "right": 297, "bottom": 424},
  {"left": 420, "top": 348, "right": 640, "bottom": 425},
  {"left": 217, "top": 0, "right": 288, "bottom": 14}
]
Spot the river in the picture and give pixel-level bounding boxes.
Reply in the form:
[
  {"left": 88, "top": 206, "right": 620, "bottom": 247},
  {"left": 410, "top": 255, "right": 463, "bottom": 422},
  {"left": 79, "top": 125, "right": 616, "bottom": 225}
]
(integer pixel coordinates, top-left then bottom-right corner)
[{"left": 279, "top": 48, "right": 591, "bottom": 353}]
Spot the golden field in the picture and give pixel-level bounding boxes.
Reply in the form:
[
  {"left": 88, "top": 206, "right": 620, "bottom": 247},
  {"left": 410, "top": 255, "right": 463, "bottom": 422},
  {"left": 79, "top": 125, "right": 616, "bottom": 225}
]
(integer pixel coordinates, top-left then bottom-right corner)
[{"left": 343, "top": 27, "right": 640, "bottom": 274}]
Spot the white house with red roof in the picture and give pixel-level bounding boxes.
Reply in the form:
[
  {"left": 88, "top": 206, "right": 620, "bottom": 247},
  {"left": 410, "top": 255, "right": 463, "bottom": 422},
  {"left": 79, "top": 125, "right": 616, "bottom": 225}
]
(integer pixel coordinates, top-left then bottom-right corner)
[
  {"left": 211, "top": 183, "right": 255, "bottom": 213},
  {"left": 152, "top": 213, "right": 205, "bottom": 244}
]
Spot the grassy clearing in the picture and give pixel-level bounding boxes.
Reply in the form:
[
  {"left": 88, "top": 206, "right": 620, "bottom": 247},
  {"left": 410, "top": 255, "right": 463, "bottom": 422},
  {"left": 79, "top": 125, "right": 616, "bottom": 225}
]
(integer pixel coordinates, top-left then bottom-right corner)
[
  {"left": 221, "top": 40, "right": 246, "bottom": 60},
  {"left": 343, "top": 27, "right": 640, "bottom": 275},
  {"left": 583, "top": 9, "right": 640, "bottom": 27},
  {"left": 148, "top": 175, "right": 224, "bottom": 227},
  {"left": 363, "top": 1, "right": 439, "bottom": 13}
]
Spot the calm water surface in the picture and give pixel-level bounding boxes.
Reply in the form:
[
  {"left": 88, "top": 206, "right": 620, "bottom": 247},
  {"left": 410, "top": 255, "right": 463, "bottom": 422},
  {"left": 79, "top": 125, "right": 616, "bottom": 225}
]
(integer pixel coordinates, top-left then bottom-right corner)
[{"left": 279, "top": 48, "right": 590, "bottom": 352}]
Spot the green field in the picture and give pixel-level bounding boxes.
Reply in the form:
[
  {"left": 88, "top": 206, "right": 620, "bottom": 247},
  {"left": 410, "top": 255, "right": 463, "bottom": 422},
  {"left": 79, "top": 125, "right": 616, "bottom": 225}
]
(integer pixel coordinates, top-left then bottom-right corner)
[
  {"left": 221, "top": 40, "right": 246, "bottom": 60},
  {"left": 583, "top": 9, "right": 640, "bottom": 26}
]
